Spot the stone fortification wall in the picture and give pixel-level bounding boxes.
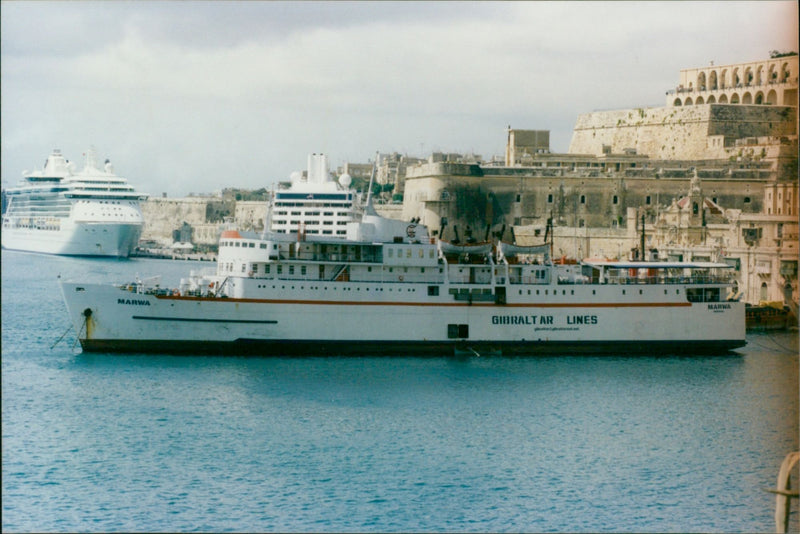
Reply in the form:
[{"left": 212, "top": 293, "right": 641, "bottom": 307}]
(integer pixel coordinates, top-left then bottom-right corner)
[
  {"left": 402, "top": 161, "right": 771, "bottom": 239},
  {"left": 235, "top": 201, "right": 268, "bottom": 232},
  {"left": 405, "top": 162, "right": 483, "bottom": 179},
  {"left": 569, "top": 104, "right": 795, "bottom": 160},
  {"left": 140, "top": 197, "right": 235, "bottom": 246}
]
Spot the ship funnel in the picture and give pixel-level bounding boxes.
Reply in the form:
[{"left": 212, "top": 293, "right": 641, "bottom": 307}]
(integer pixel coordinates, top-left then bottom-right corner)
[
  {"left": 307, "top": 153, "right": 329, "bottom": 185},
  {"left": 84, "top": 147, "right": 100, "bottom": 171}
]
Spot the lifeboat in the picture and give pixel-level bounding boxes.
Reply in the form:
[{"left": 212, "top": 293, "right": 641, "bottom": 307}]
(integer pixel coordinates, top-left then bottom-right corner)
[{"left": 438, "top": 240, "right": 493, "bottom": 256}]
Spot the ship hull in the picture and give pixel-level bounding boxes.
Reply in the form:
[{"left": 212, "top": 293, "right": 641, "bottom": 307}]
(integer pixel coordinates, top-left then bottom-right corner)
[
  {"left": 61, "top": 282, "right": 746, "bottom": 356},
  {"left": 2, "top": 222, "right": 142, "bottom": 257},
  {"left": 76, "top": 338, "right": 745, "bottom": 356}
]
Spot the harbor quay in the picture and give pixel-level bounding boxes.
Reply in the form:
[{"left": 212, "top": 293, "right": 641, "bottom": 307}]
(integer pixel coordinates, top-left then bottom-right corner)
[{"left": 132, "top": 54, "right": 797, "bottom": 311}]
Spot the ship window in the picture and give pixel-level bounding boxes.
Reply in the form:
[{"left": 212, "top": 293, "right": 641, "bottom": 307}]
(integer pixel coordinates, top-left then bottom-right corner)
[
  {"left": 235, "top": 242, "right": 240, "bottom": 247},
  {"left": 447, "top": 324, "right": 469, "bottom": 339},
  {"left": 260, "top": 244, "right": 267, "bottom": 249},
  {"left": 277, "top": 265, "right": 282, "bottom": 274},
  {"left": 242, "top": 264, "right": 246, "bottom": 272},
  {"left": 407, "top": 249, "right": 412, "bottom": 258},
  {"left": 301, "top": 266, "right": 307, "bottom": 275},
  {"left": 266, "top": 265, "right": 270, "bottom": 273},
  {"left": 249, "top": 243, "right": 255, "bottom": 248},
  {"left": 428, "top": 286, "right": 439, "bottom": 296},
  {"left": 687, "top": 288, "right": 703, "bottom": 302},
  {"left": 289, "top": 266, "right": 295, "bottom": 275},
  {"left": 388, "top": 249, "right": 394, "bottom": 258}
]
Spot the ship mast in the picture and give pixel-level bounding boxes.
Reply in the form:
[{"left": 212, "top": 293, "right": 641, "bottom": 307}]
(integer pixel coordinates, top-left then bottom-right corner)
[{"left": 364, "top": 151, "right": 379, "bottom": 215}]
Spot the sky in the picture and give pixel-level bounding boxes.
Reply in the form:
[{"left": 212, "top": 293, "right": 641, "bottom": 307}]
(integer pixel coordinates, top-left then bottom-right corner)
[{"left": 1, "top": 1, "right": 797, "bottom": 197}]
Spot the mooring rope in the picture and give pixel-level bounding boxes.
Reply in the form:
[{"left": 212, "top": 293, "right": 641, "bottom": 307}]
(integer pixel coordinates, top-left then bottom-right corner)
[
  {"left": 50, "top": 324, "right": 73, "bottom": 350},
  {"left": 71, "top": 317, "right": 87, "bottom": 351}
]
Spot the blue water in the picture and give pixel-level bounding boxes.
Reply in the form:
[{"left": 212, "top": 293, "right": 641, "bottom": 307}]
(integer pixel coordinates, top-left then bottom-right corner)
[{"left": 2, "top": 249, "right": 798, "bottom": 532}]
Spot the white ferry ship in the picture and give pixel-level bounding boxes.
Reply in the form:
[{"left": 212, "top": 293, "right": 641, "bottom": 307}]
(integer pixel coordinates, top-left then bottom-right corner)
[
  {"left": 2, "top": 148, "right": 147, "bottom": 257},
  {"left": 59, "top": 156, "right": 745, "bottom": 356}
]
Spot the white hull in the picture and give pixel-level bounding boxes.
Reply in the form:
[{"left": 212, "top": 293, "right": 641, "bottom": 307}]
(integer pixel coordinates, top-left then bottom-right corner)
[
  {"left": 57, "top": 154, "right": 745, "bottom": 357},
  {"left": 3, "top": 148, "right": 147, "bottom": 258},
  {"left": 2, "top": 222, "right": 142, "bottom": 257},
  {"left": 60, "top": 280, "right": 746, "bottom": 355}
]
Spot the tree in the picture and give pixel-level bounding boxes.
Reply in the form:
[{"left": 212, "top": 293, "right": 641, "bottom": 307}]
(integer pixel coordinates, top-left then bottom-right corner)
[{"left": 770, "top": 50, "right": 798, "bottom": 58}]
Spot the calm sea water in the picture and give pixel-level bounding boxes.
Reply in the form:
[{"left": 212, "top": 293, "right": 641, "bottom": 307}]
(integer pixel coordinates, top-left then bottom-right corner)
[{"left": 2, "top": 249, "right": 798, "bottom": 533}]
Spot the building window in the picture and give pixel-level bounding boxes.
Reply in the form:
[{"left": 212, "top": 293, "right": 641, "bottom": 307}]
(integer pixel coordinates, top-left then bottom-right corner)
[
  {"left": 612, "top": 195, "right": 618, "bottom": 205},
  {"left": 645, "top": 195, "right": 651, "bottom": 205},
  {"left": 580, "top": 195, "right": 586, "bottom": 204},
  {"left": 547, "top": 194, "right": 553, "bottom": 203}
]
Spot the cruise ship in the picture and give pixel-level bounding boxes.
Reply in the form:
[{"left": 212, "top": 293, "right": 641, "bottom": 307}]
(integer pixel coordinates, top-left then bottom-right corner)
[
  {"left": 2, "top": 148, "right": 147, "bottom": 257},
  {"left": 59, "top": 155, "right": 746, "bottom": 356},
  {"left": 269, "top": 153, "right": 361, "bottom": 237}
]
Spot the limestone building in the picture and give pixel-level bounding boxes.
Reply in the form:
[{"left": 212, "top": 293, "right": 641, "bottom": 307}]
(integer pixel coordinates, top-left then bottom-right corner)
[
  {"left": 667, "top": 54, "right": 798, "bottom": 107},
  {"left": 399, "top": 54, "right": 797, "bottom": 307},
  {"left": 140, "top": 195, "right": 236, "bottom": 248},
  {"left": 569, "top": 54, "right": 797, "bottom": 168},
  {"left": 650, "top": 179, "right": 798, "bottom": 307},
  {"left": 505, "top": 129, "right": 550, "bottom": 166}
]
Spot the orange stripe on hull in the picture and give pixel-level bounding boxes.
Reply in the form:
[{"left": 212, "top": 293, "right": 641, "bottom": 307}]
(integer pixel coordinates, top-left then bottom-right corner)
[{"left": 156, "top": 295, "right": 691, "bottom": 308}]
